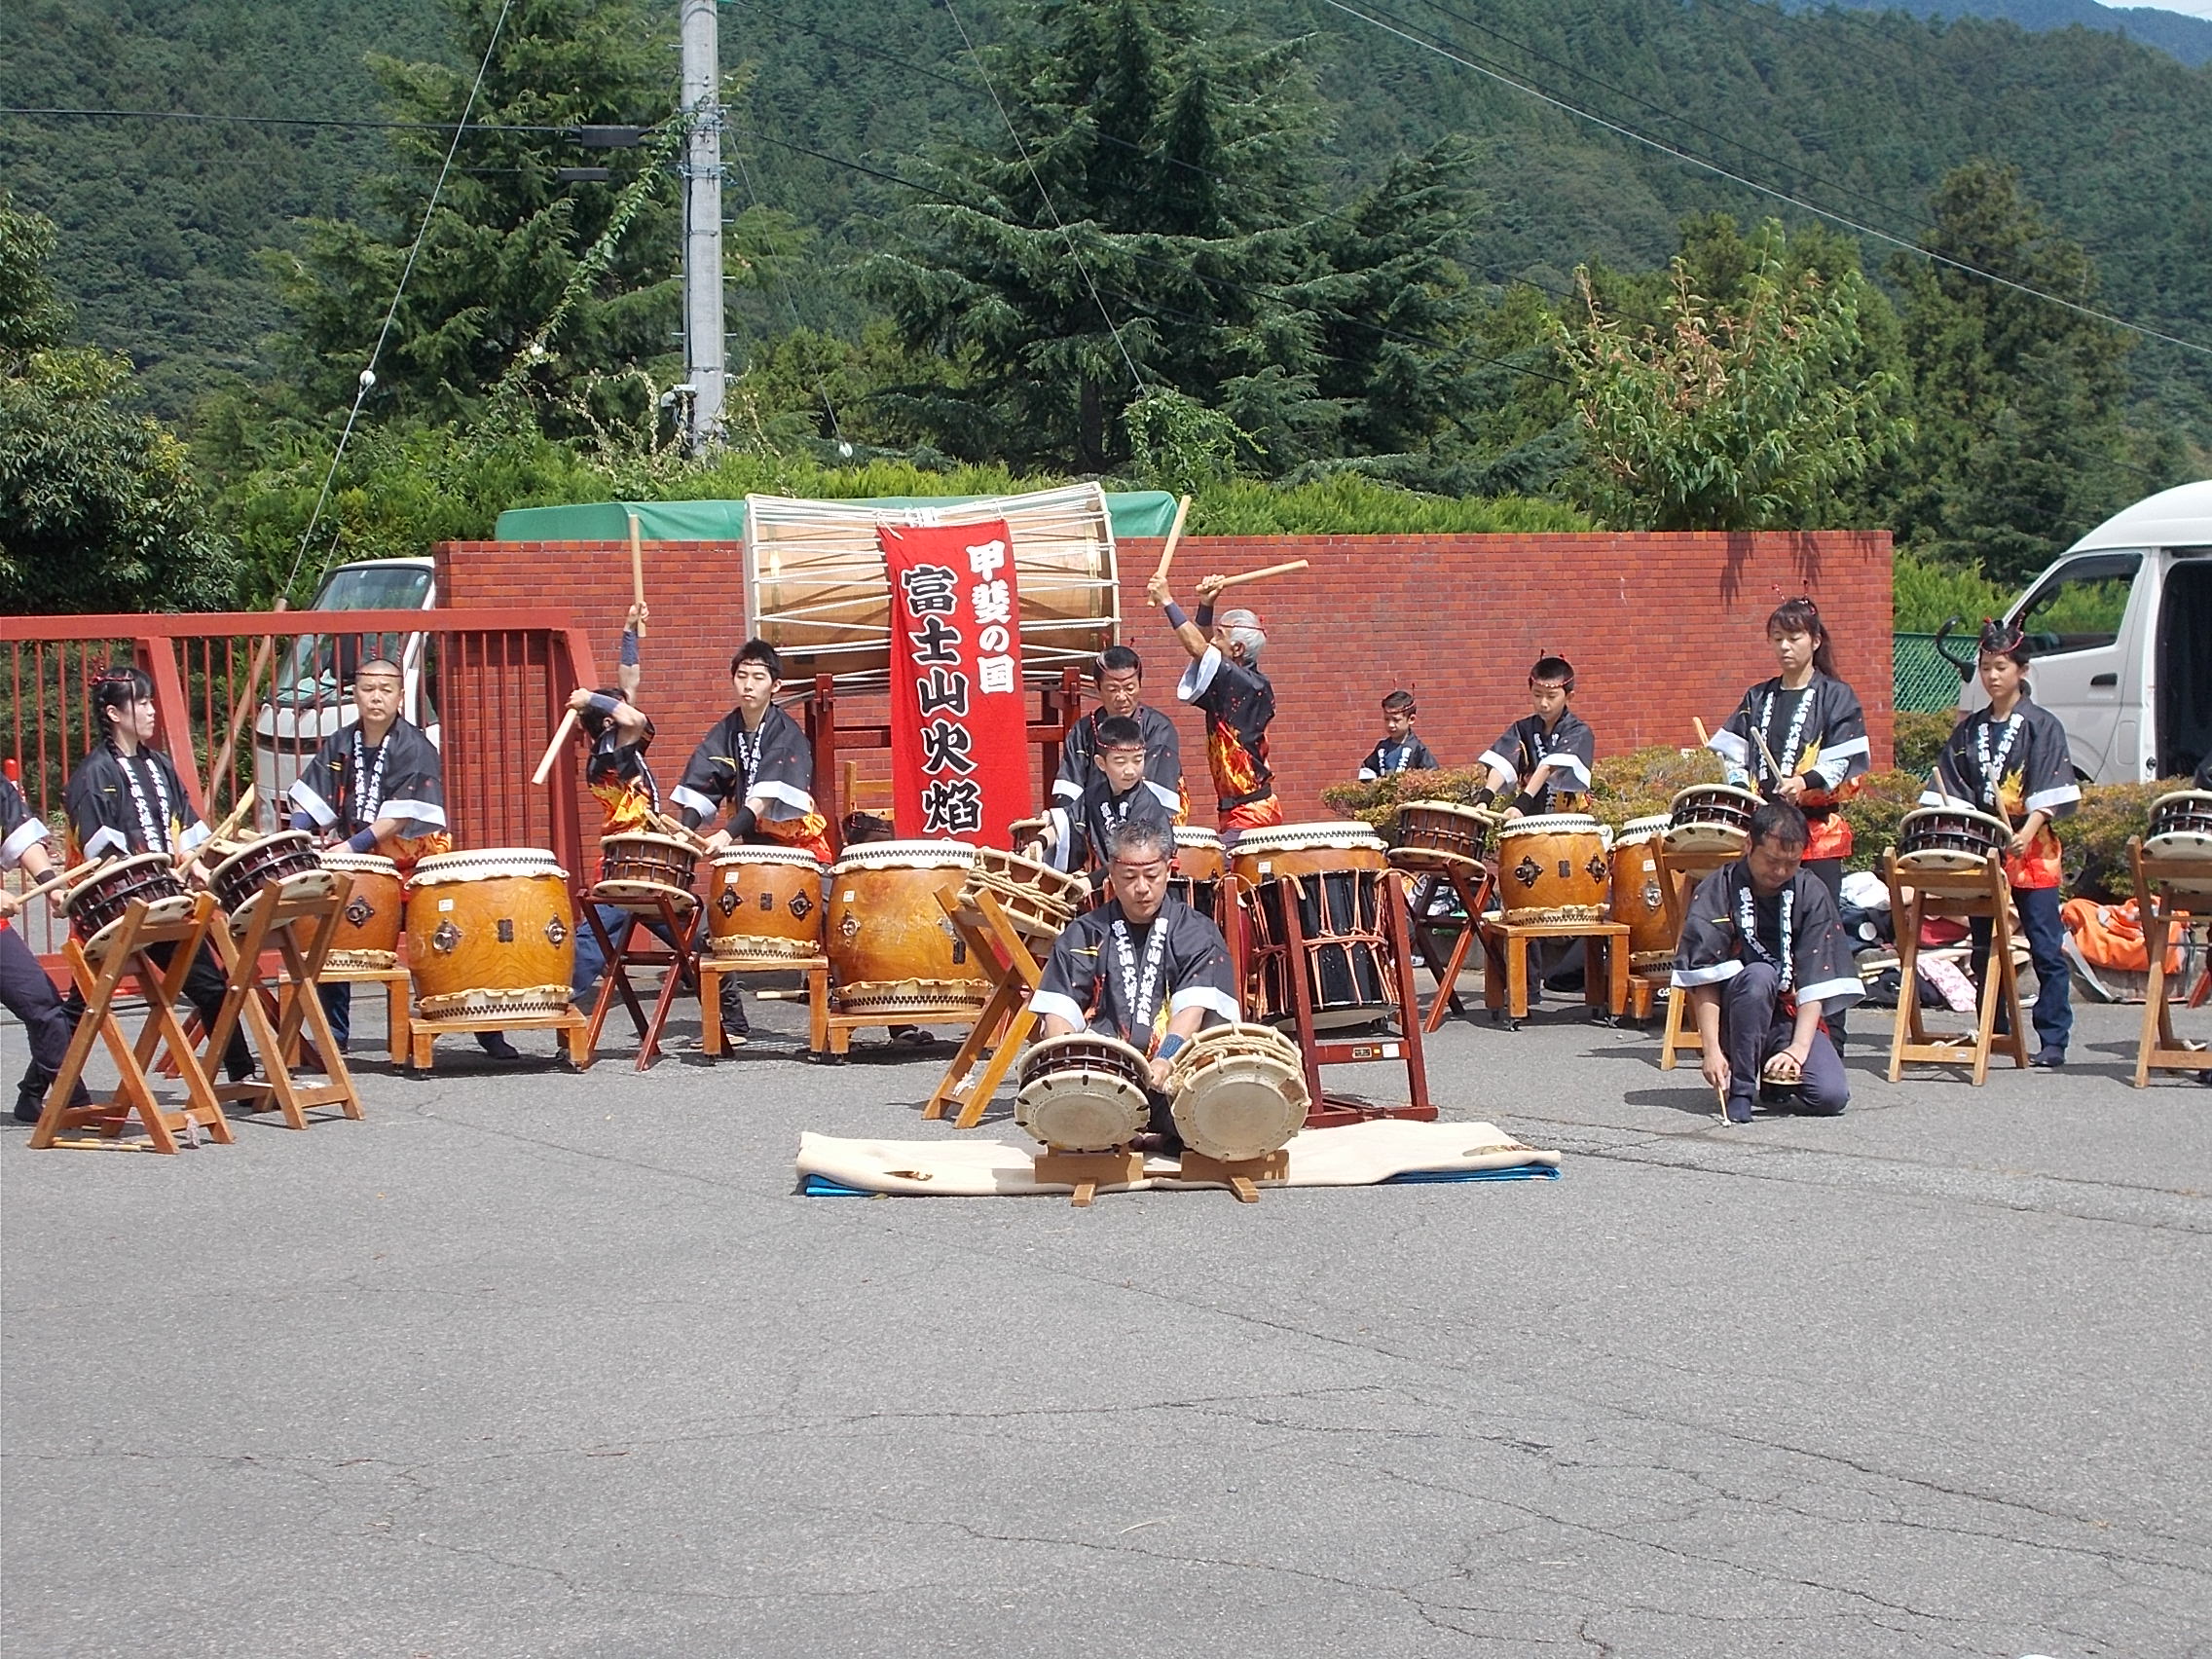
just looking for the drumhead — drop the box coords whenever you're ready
[710,844,825,868]
[1400,798,1490,821]
[1168,1024,1310,1161]
[1617,814,1673,842]
[603,832,696,855]
[411,848,569,884]
[1899,806,2011,838]
[1498,813,1602,837]
[1232,821,1386,855]
[1172,826,1224,850]
[830,839,977,873]
[1669,785,1760,815]
[320,851,399,875]
[1014,1033,1153,1151]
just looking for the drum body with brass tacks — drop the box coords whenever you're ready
[595,832,699,912]
[2144,791,2212,896]
[321,851,404,969]
[207,830,337,931]
[1234,823,1397,1028]
[961,847,1089,940]
[1665,785,1760,857]
[704,845,827,959]
[406,849,575,1020]
[1610,814,1676,970]
[60,853,191,960]
[1169,826,1227,921]
[1894,807,2010,874]
[1495,814,1612,925]
[825,840,986,1015]
[1390,799,1494,872]
[1166,1022,1310,1162]
[1014,1033,1153,1151]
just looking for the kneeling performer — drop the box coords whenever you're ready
[1027,819,1240,1153]
[1672,800,1863,1124]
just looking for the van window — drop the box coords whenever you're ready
[2015,552,2142,655]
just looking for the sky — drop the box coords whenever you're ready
[2136,0,2212,14]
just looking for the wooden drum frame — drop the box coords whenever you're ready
[406,848,576,1020]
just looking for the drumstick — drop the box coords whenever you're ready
[1751,726,1789,787]
[649,810,713,853]
[532,710,580,787]
[205,786,257,848]
[1692,717,1711,748]
[1212,559,1310,592]
[1146,495,1192,605]
[627,512,647,640]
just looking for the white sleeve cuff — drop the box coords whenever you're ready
[1176,646,1223,703]
[1051,777,1084,801]
[1357,766,1379,782]
[671,784,719,820]
[750,780,817,814]
[2025,784,2081,814]
[1143,779,1180,811]
[1475,749,1516,782]
[287,778,338,829]
[177,821,211,854]
[1823,736,1870,761]
[1043,809,1075,872]
[1672,960,1744,988]
[1026,990,1088,1028]
[381,798,447,828]
[1168,984,1240,1021]
[1,817,50,868]
[1552,754,1593,786]
[83,826,129,859]
[1709,730,1750,765]
[1798,975,1865,1008]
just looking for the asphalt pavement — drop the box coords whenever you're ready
[3,983,2207,1657]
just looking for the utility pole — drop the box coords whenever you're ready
[679,0,724,452]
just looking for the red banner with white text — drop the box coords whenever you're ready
[880,519,1028,847]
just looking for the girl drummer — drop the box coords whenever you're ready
[1923,619,2079,1068]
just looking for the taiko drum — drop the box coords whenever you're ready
[705,845,826,958]
[405,848,575,1020]
[320,851,404,969]
[825,841,987,1015]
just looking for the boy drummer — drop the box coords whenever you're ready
[1478,655,1594,817]
[1359,690,1439,781]
[1031,715,1174,882]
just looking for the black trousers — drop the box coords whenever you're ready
[1805,856,1848,1048]
[2,924,80,1100]
[62,938,253,1084]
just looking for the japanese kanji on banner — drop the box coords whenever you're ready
[880,519,1029,846]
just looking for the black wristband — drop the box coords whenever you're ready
[728,805,758,839]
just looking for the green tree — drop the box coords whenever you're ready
[0,199,238,613]
[1552,219,1908,530]
[265,0,683,431]
[1887,162,2142,582]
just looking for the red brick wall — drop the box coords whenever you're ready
[437,531,1894,822]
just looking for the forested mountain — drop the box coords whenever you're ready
[1798,0,2212,67]
[4,0,2208,453]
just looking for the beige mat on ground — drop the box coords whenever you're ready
[796,1119,1561,1198]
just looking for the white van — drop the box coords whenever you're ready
[251,558,440,830]
[1944,481,2212,785]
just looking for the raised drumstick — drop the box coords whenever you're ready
[205,786,257,847]
[650,810,713,853]
[531,710,580,788]
[1146,495,1193,605]
[1211,559,1310,591]
[628,512,647,640]
[1692,717,1711,748]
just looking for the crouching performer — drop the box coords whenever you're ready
[1673,800,1864,1124]
[1025,820,1240,1154]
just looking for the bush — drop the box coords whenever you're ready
[2065,781,2190,901]
[1892,708,1954,776]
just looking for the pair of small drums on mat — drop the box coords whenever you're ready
[1014,1025,1311,1161]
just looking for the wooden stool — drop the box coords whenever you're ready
[1654,843,1740,1071]
[316,963,412,1065]
[1035,1145,1147,1207]
[30,893,234,1155]
[1393,858,1494,1034]
[1884,850,2029,1085]
[1177,1147,1291,1204]
[698,952,831,1056]
[2130,837,2212,1087]
[924,888,1050,1130]
[581,893,701,1071]
[203,875,363,1129]
[1479,918,1630,1027]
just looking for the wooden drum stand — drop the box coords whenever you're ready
[204,873,363,1129]
[2129,835,2212,1088]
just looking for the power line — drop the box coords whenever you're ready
[725,144,848,445]
[1318,0,2212,361]
[0,104,568,135]
[284,0,521,600]
[934,0,1147,392]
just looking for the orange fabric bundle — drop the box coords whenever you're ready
[2061,897,2188,976]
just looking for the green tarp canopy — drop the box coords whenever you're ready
[493,492,1181,543]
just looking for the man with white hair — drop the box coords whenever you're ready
[1147,571,1282,835]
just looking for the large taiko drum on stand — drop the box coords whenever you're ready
[825,840,987,1016]
[744,483,1120,682]
[2144,791,2212,897]
[1233,823,1397,1029]
[595,832,700,913]
[1894,806,2009,874]
[207,831,336,932]
[1665,785,1760,857]
[406,849,575,1020]
[1495,814,1612,926]
[1610,814,1677,971]
[59,853,192,960]
[1170,826,1227,920]
[1165,1023,1310,1161]
[704,845,827,959]
[321,851,404,969]
[1014,1033,1153,1151]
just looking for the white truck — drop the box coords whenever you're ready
[1939,480,2212,786]
[251,558,440,830]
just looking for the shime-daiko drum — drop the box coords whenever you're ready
[1165,1022,1310,1162]
[405,848,575,1020]
[206,830,335,931]
[595,832,700,913]
[1894,806,2010,874]
[1014,1033,1153,1152]
[59,853,191,959]
[1664,785,1760,857]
